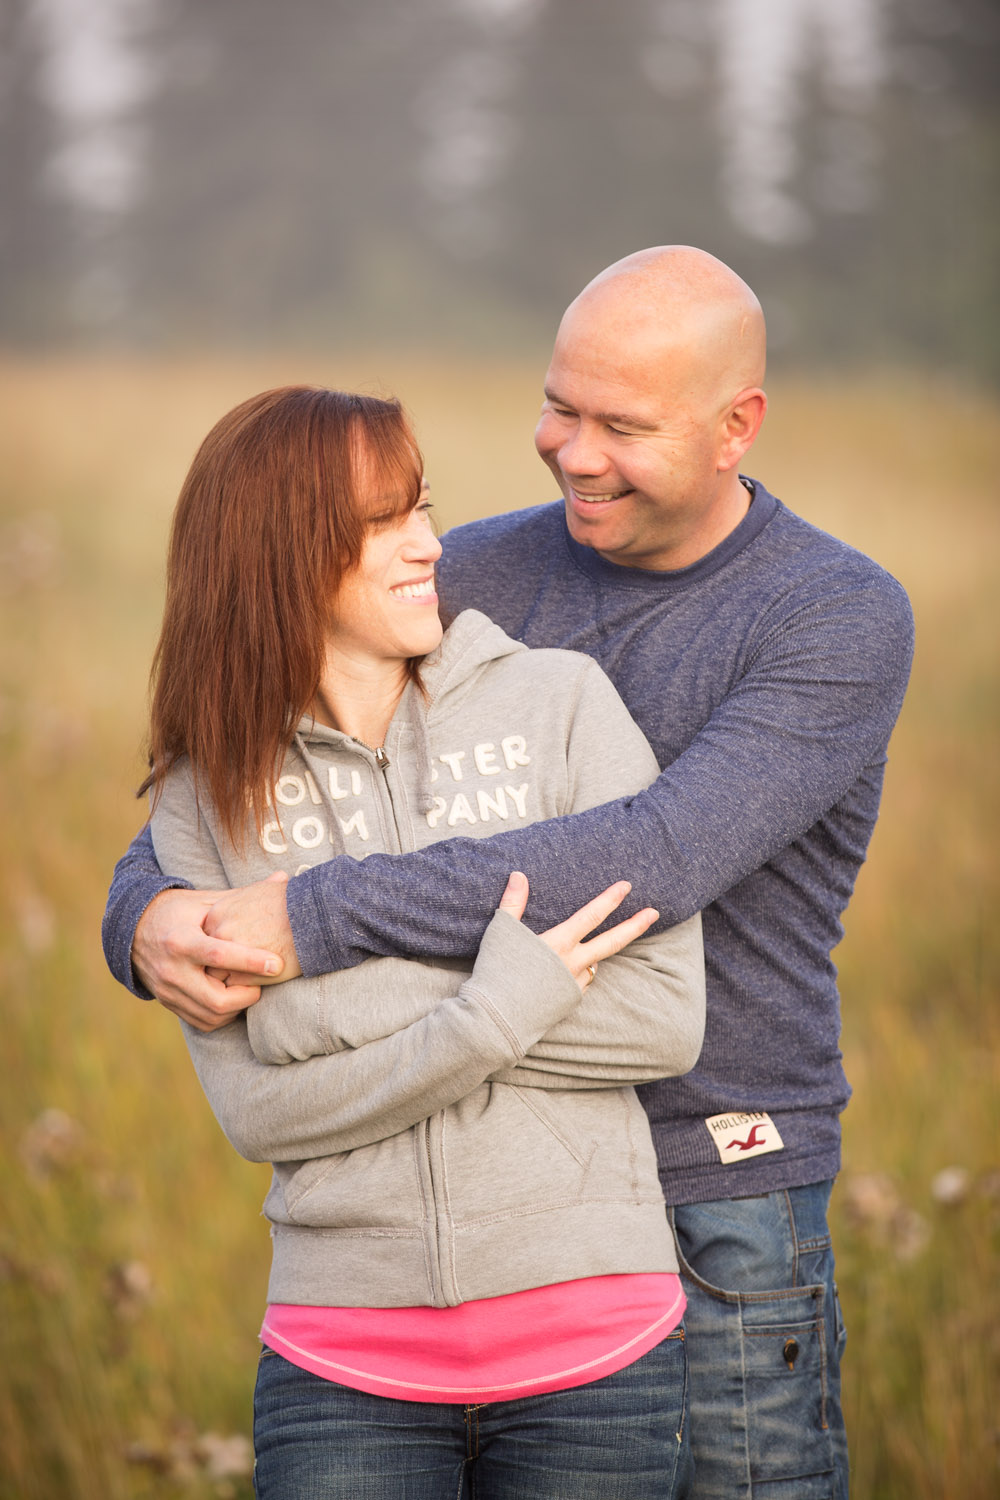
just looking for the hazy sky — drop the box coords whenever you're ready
[33,0,890,239]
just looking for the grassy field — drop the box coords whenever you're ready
[0,355,996,1498]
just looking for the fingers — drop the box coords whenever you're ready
[579,907,659,968]
[199,936,284,978]
[500,878,658,994]
[225,968,283,988]
[496,870,530,923]
[546,881,632,947]
[201,877,298,978]
[156,971,262,1031]
[165,923,282,979]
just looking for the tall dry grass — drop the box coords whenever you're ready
[0,356,996,1498]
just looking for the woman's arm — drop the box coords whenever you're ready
[150,765,661,1162]
[181,913,583,1163]
[247,658,705,1085]
[249,923,704,1087]
[491,920,704,1086]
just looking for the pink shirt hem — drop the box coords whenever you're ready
[261,1273,685,1404]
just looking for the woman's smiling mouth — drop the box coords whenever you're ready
[390,576,437,600]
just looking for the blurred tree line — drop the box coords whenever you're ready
[1,0,997,377]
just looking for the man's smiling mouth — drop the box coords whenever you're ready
[570,488,632,505]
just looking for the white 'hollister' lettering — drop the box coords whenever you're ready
[432,737,531,782]
[424,733,533,830]
[261,733,534,856]
[259,808,370,855]
[426,784,530,830]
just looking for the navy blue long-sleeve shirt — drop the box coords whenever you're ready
[104,481,914,1204]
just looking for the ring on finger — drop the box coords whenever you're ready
[586,963,598,982]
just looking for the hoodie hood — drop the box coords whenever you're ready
[294,610,527,816]
[418,608,527,710]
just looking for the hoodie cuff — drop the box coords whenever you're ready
[458,911,582,1059]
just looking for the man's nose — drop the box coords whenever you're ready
[557,421,607,477]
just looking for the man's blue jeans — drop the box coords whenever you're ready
[253,1326,692,1498]
[669,1180,848,1500]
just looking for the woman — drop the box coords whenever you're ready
[144,386,705,1498]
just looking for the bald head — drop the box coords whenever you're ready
[536,246,769,571]
[562,246,766,410]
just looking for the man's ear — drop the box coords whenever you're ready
[718,388,767,472]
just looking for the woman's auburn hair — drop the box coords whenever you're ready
[142,385,423,842]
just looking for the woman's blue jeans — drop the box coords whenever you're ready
[669,1180,848,1499]
[253,1326,692,1499]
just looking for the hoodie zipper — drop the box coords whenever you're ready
[315,731,455,1299]
[351,735,455,1301]
[350,736,390,771]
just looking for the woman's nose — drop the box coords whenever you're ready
[404,515,442,562]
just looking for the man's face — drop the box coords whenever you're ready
[534,302,735,572]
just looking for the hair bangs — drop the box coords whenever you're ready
[348,399,424,532]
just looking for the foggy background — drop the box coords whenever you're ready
[3,5,999,1497]
[3,0,997,376]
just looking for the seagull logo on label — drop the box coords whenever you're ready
[704,1110,784,1163]
[726,1123,768,1153]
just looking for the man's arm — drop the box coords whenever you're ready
[102,823,188,996]
[107,570,912,988]
[278,575,914,973]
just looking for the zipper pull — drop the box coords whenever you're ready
[374,746,390,772]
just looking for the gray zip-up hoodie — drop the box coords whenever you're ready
[151,611,704,1308]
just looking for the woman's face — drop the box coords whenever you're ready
[329,487,444,665]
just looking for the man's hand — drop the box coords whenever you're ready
[133,886,284,1032]
[203,870,302,986]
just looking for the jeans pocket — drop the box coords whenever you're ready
[672,1237,837,1495]
[692,1284,836,1494]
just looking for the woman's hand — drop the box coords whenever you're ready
[497,870,658,992]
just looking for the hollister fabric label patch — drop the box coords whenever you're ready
[705,1111,784,1163]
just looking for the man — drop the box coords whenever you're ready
[104,247,913,1497]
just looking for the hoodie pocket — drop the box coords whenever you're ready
[509,1086,597,1169]
[441,1084,602,1224]
[265,1133,424,1230]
